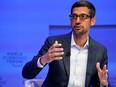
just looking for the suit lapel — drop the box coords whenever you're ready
[60,33,98,86]
[85,37,97,87]
[61,32,72,78]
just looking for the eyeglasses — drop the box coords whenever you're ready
[69,14,91,21]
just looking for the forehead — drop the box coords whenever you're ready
[72,7,90,14]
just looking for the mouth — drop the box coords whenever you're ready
[74,26,82,30]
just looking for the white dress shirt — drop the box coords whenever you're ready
[67,34,89,87]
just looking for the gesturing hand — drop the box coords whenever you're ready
[40,41,64,65]
[96,62,108,86]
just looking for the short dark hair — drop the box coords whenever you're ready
[71,1,96,18]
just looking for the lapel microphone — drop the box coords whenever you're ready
[66,52,70,56]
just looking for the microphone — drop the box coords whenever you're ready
[66,52,70,56]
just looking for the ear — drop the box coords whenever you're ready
[91,17,96,26]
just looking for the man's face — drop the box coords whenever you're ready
[70,7,96,35]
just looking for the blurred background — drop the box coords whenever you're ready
[0,0,116,87]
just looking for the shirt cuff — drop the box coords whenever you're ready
[37,57,44,68]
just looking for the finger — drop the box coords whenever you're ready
[54,57,63,60]
[52,48,64,53]
[53,41,62,48]
[53,40,59,46]
[104,73,108,80]
[96,62,102,72]
[50,44,62,52]
[53,52,64,57]
[103,65,108,73]
[103,65,108,75]
[49,47,64,54]
[55,40,58,44]
[50,41,63,53]
[103,64,107,71]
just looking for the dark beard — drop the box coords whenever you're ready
[72,29,85,36]
[72,29,89,39]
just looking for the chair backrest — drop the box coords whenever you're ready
[25,79,44,87]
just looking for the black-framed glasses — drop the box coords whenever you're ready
[69,14,91,21]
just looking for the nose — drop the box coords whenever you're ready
[76,17,81,23]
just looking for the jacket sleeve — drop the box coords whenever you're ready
[22,37,52,79]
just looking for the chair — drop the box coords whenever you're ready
[25,79,44,87]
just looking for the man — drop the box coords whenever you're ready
[22,1,109,87]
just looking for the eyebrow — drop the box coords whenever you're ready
[72,13,90,15]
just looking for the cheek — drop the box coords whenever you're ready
[71,21,75,26]
[84,22,91,29]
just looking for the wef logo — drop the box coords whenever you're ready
[3,52,27,67]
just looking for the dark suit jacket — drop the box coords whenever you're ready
[22,32,108,87]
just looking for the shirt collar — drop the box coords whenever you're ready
[71,33,89,49]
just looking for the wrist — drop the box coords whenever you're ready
[100,79,108,86]
[100,83,108,87]
[40,56,46,65]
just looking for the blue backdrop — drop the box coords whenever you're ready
[0,0,116,87]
